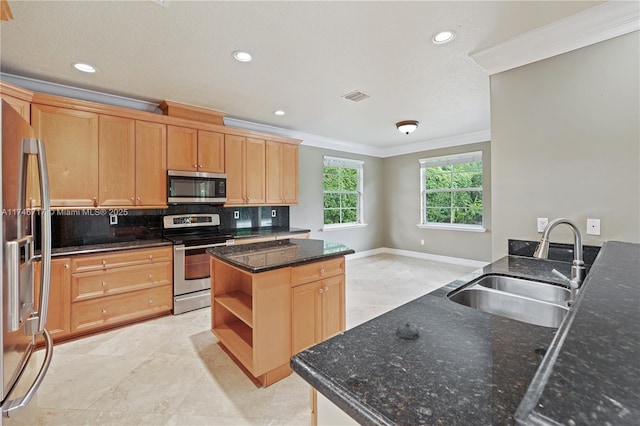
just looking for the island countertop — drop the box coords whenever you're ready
[207,238,355,273]
[291,241,639,425]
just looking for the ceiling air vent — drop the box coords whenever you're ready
[342,90,371,102]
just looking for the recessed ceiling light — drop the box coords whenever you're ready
[432,30,456,44]
[73,62,97,73]
[273,110,286,116]
[232,51,253,62]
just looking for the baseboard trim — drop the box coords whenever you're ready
[346,247,488,269]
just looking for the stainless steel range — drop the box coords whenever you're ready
[163,214,233,315]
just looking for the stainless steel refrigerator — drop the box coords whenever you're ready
[0,100,53,424]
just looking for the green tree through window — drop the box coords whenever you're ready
[420,152,483,228]
[323,157,363,226]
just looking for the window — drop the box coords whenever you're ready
[420,151,483,229]
[323,156,364,227]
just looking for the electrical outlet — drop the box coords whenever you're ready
[271,209,276,218]
[109,214,118,225]
[234,211,240,219]
[420,239,424,245]
[586,218,601,236]
[537,218,548,233]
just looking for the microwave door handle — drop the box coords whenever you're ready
[24,138,52,332]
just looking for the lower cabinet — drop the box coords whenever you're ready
[36,246,173,343]
[34,257,72,339]
[291,272,345,355]
[70,246,172,334]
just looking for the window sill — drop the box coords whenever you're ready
[322,223,368,232]
[417,224,487,233]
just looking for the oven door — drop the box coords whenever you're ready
[173,243,220,296]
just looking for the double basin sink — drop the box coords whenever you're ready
[447,274,572,328]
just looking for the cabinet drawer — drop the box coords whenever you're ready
[71,262,171,302]
[71,246,172,273]
[71,285,172,332]
[291,257,345,286]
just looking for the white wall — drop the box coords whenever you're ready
[490,32,640,259]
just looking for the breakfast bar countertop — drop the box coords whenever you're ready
[291,241,640,425]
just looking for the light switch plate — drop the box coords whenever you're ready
[271,209,276,218]
[234,211,239,219]
[109,214,118,225]
[586,218,601,236]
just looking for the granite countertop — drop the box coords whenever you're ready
[291,241,639,425]
[207,238,354,273]
[44,238,172,258]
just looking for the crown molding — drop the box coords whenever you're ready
[470,1,640,75]
[223,117,387,157]
[0,72,161,112]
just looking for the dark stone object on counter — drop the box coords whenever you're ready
[395,323,419,340]
[207,238,354,273]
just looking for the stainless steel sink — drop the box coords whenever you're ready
[448,274,571,328]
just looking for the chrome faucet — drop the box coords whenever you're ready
[533,218,586,303]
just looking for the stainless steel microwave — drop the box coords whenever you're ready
[167,170,227,204]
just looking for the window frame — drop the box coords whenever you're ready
[322,156,365,230]
[418,151,485,232]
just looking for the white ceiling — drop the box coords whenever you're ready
[0,1,617,154]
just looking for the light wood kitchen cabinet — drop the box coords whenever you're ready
[135,120,167,207]
[92,116,168,208]
[224,135,265,205]
[70,246,172,333]
[167,125,224,173]
[0,82,31,122]
[211,258,291,385]
[291,257,346,354]
[98,115,136,206]
[266,141,299,205]
[34,258,72,340]
[31,104,99,207]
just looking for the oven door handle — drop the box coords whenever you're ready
[174,243,229,251]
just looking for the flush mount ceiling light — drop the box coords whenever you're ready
[396,120,419,135]
[73,62,97,73]
[273,110,286,116]
[432,30,456,44]
[232,50,253,62]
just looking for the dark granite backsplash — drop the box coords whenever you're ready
[37,205,289,249]
[509,239,600,266]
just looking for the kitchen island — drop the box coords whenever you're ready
[207,238,354,386]
[291,241,639,425]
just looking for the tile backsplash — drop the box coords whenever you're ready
[38,205,290,248]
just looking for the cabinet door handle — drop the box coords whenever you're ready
[101,281,106,287]
[148,299,153,304]
[102,260,107,267]
[136,197,141,202]
[319,288,324,294]
[93,197,98,208]
[199,164,203,168]
[193,164,197,169]
[148,274,153,279]
[320,268,325,274]
[101,309,107,315]
[130,197,134,201]
[324,286,329,291]
[64,264,69,269]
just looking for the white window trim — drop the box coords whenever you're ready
[419,151,484,231]
[323,156,364,228]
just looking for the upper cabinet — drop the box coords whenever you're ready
[167,125,224,173]
[32,104,100,207]
[266,141,299,205]
[135,121,167,207]
[98,115,136,206]
[225,135,265,205]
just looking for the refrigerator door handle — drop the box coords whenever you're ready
[23,138,52,332]
[1,329,53,418]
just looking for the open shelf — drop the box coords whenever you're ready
[214,320,253,372]
[215,291,253,328]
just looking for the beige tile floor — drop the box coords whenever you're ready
[26,254,475,425]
